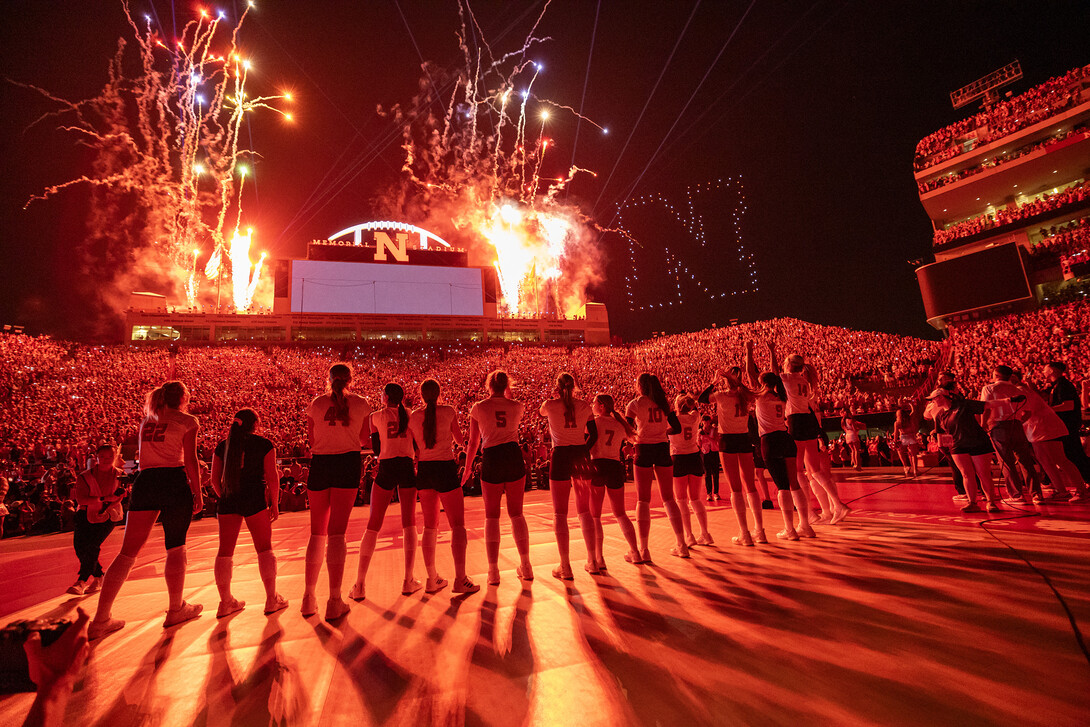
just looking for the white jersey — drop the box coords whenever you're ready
[409,405,458,462]
[590,415,628,461]
[1017,385,1068,442]
[138,409,198,469]
[780,371,815,416]
[470,396,525,447]
[754,393,788,436]
[980,381,1025,424]
[710,390,751,435]
[540,398,594,447]
[370,407,415,459]
[307,392,371,455]
[668,411,702,456]
[625,395,670,444]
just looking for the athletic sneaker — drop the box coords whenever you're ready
[164,601,203,628]
[830,506,852,525]
[1069,493,1089,504]
[798,525,817,538]
[751,528,768,544]
[985,501,1002,513]
[776,529,800,542]
[960,502,982,513]
[66,580,87,596]
[1002,497,1027,506]
[84,576,101,594]
[952,494,969,503]
[88,618,125,641]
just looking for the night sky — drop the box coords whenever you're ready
[2,1,1087,341]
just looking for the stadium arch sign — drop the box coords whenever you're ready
[328,221,452,262]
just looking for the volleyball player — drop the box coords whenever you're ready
[540,372,598,578]
[699,367,765,545]
[67,444,125,596]
[589,394,641,566]
[625,373,689,560]
[350,382,421,603]
[699,418,721,502]
[89,381,203,640]
[461,370,533,585]
[841,412,864,471]
[209,409,287,618]
[770,343,852,525]
[304,364,370,621]
[409,379,479,595]
[892,405,921,477]
[745,342,815,541]
[669,393,712,547]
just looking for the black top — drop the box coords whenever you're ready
[1046,377,1081,435]
[935,399,989,450]
[214,435,274,493]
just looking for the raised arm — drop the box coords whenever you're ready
[745,341,760,387]
[768,341,781,374]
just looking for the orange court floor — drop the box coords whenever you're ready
[1,470,1089,726]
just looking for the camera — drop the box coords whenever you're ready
[0,618,73,693]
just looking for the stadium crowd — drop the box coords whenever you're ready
[1027,215,1090,265]
[916,125,1090,195]
[933,180,1090,248]
[913,64,1090,171]
[5,300,1090,537]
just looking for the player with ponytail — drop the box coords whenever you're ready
[350,382,420,602]
[210,409,287,618]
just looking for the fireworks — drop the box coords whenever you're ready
[23,1,290,311]
[387,0,608,317]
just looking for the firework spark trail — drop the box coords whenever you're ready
[386,0,616,317]
[22,0,291,311]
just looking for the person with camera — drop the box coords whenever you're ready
[66,444,126,596]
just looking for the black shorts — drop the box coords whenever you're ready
[416,460,461,493]
[308,451,362,491]
[549,444,592,480]
[787,412,823,442]
[375,456,417,490]
[129,467,190,512]
[128,467,193,549]
[217,486,267,518]
[761,430,798,461]
[592,459,626,490]
[481,442,526,483]
[634,442,672,468]
[719,432,754,454]
[952,442,994,457]
[672,452,705,478]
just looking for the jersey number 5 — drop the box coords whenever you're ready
[495,411,507,428]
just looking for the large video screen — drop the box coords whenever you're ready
[291,260,484,316]
[916,244,1031,322]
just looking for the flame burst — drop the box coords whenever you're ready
[388,0,607,317]
[22,1,290,311]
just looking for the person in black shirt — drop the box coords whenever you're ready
[210,409,288,617]
[925,388,1022,514]
[1044,362,1090,484]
